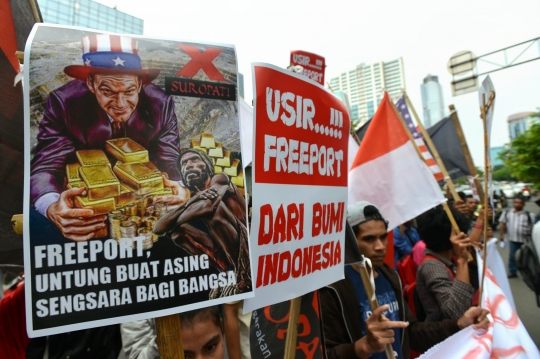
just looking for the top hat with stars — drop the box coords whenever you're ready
[64,34,160,84]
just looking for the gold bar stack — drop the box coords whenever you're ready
[65,138,171,239]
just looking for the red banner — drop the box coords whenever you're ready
[290,50,325,85]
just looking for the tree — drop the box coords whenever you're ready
[499,122,540,188]
[492,165,516,182]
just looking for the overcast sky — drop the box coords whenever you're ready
[96,0,540,166]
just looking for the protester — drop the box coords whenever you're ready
[416,206,476,322]
[320,201,490,359]
[499,194,536,278]
[0,275,27,359]
[121,306,225,359]
[393,220,420,266]
[465,195,479,221]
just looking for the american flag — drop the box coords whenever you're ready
[396,97,444,181]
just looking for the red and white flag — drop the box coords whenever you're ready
[348,93,445,230]
[395,97,444,181]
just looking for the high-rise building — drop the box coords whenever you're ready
[420,74,445,128]
[37,0,143,34]
[507,112,538,140]
[329,58,405,127]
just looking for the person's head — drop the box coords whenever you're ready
[86,73,141,123]
[347,201,388,268]
[63,34,160,123]
[178,149,215,192]
[513,194,525,211]
[416,205,470,253]
[465,196,479,214]
[180,306,224,359]
[458,191,467,202]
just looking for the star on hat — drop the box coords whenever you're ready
[112,56,126,66]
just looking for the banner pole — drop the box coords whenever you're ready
[284,297,302,359]
[155,314,185,359]
[478,91,496,308]
[390,97,461,233]
[448,105,485,203]
[403,92,460,203]
[356,259,395,359]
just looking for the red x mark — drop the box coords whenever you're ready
[176,45,226,81]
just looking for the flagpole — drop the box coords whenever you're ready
[356,259,396,359]
[389,96,461,233]
[284,297,302,359]
[402,91,460,203]
[478,91,496,308]
[155,315,186,359]
[448,105,485,203]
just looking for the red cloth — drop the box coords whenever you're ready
[384,230,394,267]
[0,281,29,359]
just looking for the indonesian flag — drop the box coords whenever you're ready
[419,245,539,359]
[395,97,444,182]
[348,92,445,230]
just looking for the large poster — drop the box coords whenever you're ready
[23,24,253,337]
[290,50,325,86]
[244,64,349,312]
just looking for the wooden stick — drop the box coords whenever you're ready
[29,0,43,22]
[390,97,461,233]
[403,92,460,202]
[155,314,185,359]
[356,260,395,359]
[477,90,495,308]
[448,105,485,203]
[284,297,302,359]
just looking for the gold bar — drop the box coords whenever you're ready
[224,159,240,177]
[79,165,121,200]
[215,150,231,167]
[190,139,202,148]
[231,170,244,188]
[148,187,173,197]
[74,195,116,215]
[76,149,110,167]
[115,184,136,207]
[237,187,245,196]
[113,162,164,195]
[105,138,149,163]
[208,142,223,158]
[214,166,223,174]
[200,133,216,149]
[66,163,82,183]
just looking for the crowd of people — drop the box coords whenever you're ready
[2,189,539,359]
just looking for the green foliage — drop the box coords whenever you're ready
[492,165,516,182]
[500,122,540,188]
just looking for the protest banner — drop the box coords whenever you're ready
[23,24,253,337]
[250,291,326,359]
[244,63,349,312]
[290,50,325,86]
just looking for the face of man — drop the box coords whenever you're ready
[86,74,141,123]
[514,198,525,211]
[356,220,387,268]
[180,152,210,192]
[466,198,479,214]
[182,319,224,359]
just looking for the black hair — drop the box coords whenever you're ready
[514,194,525,202]
[177,148,215,183]
[465,195,474,199]
[416,205,470,253]
[179,306,222,332]
[457,191,467,202]
[351,205,388,236]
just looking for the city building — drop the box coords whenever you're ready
[238,72,244,99]
[490,146,504,167]
[507,111,538,141]
[37,0,143,34]
[420,74,445,128]
[329,57,405,128]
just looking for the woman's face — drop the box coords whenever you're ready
[182,318,224,359]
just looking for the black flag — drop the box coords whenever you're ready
[427,116,471,180]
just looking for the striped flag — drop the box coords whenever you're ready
[396,97,444,181]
